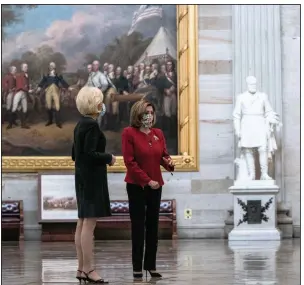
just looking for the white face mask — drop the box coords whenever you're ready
[141,113,153,128]
[98,103,106,116]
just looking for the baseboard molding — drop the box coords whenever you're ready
[24,225,41,230]
[293,225,300,238]
[21,224,301,240]
[178,224,224,229]
[24,225,41,241]
[178,224,225,239]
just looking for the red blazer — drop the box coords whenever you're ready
[122,127,174,187]
[2,73,16,92]
[15,72,29,92]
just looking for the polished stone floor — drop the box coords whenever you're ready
[1,239,300,284]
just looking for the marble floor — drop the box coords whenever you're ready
[1,239,300,285]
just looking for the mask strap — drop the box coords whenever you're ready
[99,103,106,116]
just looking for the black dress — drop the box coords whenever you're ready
[72,116,112,218]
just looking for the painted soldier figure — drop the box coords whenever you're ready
[3,66,18,129]
[86,60,115,130]
[138,63,145,88]
[103,64,121,130]
[132,66,140,91]
[85,64,92,83]
[126,65,134,92]
[107,64,115,81]
[103,62,109,76]
[143,65,152,86]
[160,61,177,137]
[74,64,92,89]
[149,63,159,87]
[12,63,33,129]
[37,62,70,128]
[113,66,129,126]
[86,60,108,91]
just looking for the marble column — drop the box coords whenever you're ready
[232,5,284,201]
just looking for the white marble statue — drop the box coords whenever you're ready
[234,154,251,181]
[233,76,282,181]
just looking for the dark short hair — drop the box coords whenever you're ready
[129,100,156,128]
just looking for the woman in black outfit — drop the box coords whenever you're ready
[72,86,115,284]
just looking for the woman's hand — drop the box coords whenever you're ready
[163,157,175,168]
[148,180,160,189]
[109,155,116,166]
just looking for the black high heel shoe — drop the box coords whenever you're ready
[146,270,162,278]
[76,270,86,284]
[84,269,108,284]
[133,272,143,279]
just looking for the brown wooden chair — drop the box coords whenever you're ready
[2,200,24,241]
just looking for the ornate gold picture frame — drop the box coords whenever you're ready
[2,5,198,173]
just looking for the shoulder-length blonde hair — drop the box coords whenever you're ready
[76,86,104,116]
[129,100,156,128]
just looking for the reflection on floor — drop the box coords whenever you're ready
[1,239,300,284]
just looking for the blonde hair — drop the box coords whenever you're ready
[76,86,104,116]
[129,100,156,128]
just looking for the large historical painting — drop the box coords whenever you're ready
[2,4,178,156]
[2,5,198,172]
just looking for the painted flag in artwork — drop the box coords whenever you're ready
[128,5,163,36]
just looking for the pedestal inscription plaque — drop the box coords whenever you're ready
[247,200,262,224]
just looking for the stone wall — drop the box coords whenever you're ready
[2,173,40,240]
[1,5,300,240]
[191,4,234,237]
[280,5,300,237]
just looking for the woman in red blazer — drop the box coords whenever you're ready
[122,100,175,280]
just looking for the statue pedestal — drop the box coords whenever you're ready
[228,180,281,241]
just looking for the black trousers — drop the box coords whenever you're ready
[127,183,162,271]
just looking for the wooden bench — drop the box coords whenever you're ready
[40,199,177,242]
[2,200,24,241]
